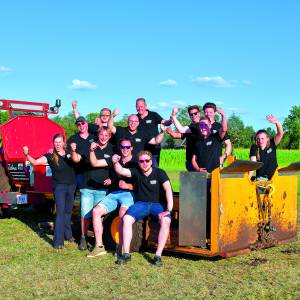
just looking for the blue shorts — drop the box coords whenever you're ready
[97,191,135,213]
[80,188,107,218]
[125,201,165,222]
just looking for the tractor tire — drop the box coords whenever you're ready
[103,211,144,252]
[0,163,11,193]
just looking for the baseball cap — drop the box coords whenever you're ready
[75,116,87,124]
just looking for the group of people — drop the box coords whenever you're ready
[22,97,284,267]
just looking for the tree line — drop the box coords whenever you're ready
[0,105,299,149]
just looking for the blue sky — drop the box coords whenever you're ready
[1,1,299,129]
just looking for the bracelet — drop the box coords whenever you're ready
[166,209,172,213]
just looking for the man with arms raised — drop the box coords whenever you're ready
[113,150,173,267]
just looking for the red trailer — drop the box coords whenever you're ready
[0,99,64,216]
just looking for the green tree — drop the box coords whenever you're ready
[227,114,245,148]
[283,105,300,149]
[176,105,202,126]
[86,112,99,124]
[0,111,9,124]
[51,112,77,138]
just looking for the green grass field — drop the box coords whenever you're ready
[0,150,299,299]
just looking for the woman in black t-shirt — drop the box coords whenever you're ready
[23,134,76,249]
[249,115,284,180]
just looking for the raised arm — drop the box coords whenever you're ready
[72,99,80,119]
[112,155,132,177]
[166,127,182,139]
[148,124,166,145]
[217,107,227,140]
[89,142,109,167]
[266,115,283,145]
[107,108,118,134]
[170,108,191,133]
[22,146,47,165]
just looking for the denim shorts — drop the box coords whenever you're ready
[125,201,165,221]
[80,188,107,218]
[97,191,135,213]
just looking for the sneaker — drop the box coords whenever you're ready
[152,255,163,267]
[65,237,76,243]
[116,253,131,265]
[116,244,123,258]
[86,245,107,257]
[78,237,87,250]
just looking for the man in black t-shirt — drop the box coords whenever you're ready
[136,98,172,167]
[113,150,173,267]
[249,114,284,180]
[167,105,201,171]
[70,127,114,251]
[108,111,166,160]
[203,102,232,165]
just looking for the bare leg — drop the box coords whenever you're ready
[156,216,171,256]
[122,215,135,253]
[92,205,108,246]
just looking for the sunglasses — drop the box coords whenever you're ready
[199,123,209,128]
[100,114,110,117]
[138,159,151,164]
[120,145,131,149]
[76,122,86,126]
[189,112,199,117]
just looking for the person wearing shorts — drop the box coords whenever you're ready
[87,138,138,257]
[113,150,173,267]
[70,126,114,250]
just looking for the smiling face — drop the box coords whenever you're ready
[136,99,147,116]
[188,108,201,124]
[138,153,153,173]
[76,121,88,134]
[204,107,215,123]
[128,115,140,132]
[199,119,211,137]
[98,129,111,146]
[256,132,269,150]
[100,108,111,124]
[120,140,133,158]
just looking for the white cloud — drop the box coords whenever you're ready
[157,101,172,108]
[192,76,235,88]
[0,66,13,72]
[159,79,177,87]
[214,100,224,105]
[147,104,158,110]
[69,79,96,90]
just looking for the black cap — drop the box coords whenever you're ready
[75,116,87,124]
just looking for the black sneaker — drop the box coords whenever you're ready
[116,253,131,265]
[78,237,87,250]
[152,255,163,267]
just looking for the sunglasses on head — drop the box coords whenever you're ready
[189,112,199,117]
[138,159,151,164]
[120,145,131,149]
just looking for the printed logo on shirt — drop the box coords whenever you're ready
[89,139,95,144]
[67,154,71,159]
[212,129,217,134]
[104,154,111,158]
[267,148,273,154]
[206,141,212,146]
[135,138,142,142]
[150,180,157,185]
[146,120,152,124]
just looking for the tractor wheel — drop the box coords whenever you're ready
[0,163,11,193]
[103,211,144,252]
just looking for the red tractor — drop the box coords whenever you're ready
[0,99,64,216]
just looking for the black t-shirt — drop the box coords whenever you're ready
[250,138,278,179]
[44,153,76,186]
[182,122,199,161]
[88,123,99,136]
[83,143,114,189]
[67,133,96,175]
[129,167,169,204]
[109,158,139,192]
[193,133,223,173]
[114,126,152,158]
[137,110,163,155]
[211,122,230,144]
